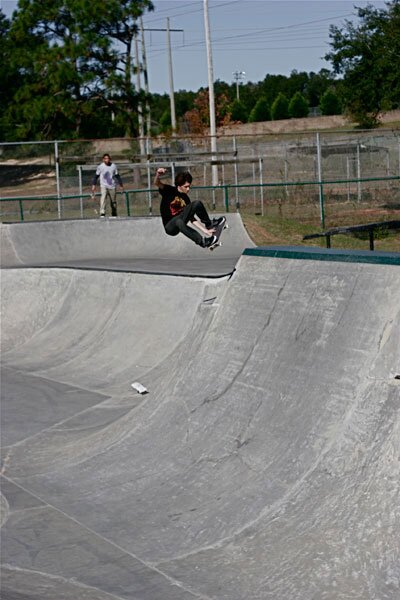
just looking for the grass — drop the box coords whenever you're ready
[240,203,400,252]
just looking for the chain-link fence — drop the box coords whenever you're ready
[1,130,399,224]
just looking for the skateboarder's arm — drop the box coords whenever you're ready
[154,167,167,190]
[191,218,214,236]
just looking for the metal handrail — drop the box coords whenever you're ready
[1,175,399,224]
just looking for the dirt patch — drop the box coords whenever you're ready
[0,164,55,196]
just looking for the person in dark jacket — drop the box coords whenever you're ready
[154,168,225,247]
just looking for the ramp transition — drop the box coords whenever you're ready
[1,246,400,599]
[0,214,254,277]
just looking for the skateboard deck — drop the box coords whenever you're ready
[209,218,228,251]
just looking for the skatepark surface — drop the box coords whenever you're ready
[0,215,254,277]
[1,216,400,599]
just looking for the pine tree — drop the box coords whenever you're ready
[271,93,289,120]
[230,99,248,123]
[4,0,153,139]
[249,97,271,122]
[319,89,342,116]
[288,92,309,118]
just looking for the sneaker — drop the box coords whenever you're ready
[202,235,217,248]
[211,216,226,228]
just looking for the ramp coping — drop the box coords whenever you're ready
[243,246,400,266]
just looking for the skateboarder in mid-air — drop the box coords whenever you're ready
[154,168,225,248]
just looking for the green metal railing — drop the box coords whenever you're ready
[1,175,399,228]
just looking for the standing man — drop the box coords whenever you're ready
[154,167,225,248]
[92,153,124,217]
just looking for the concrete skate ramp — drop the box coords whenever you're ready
[0,214,254,277]
[1,250,400,599]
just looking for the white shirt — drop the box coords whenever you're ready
[95,162,119,189]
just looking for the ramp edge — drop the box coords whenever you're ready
[243,246,400,266]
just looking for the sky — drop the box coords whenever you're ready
[1,0,388,94]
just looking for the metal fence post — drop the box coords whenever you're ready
[55,141,62,219]
[398,136,400,176]
[252,157,256,209]
[78,166,83,218]
[316,133,325,229]
[233,136,239,207]
[19,199,24,221]
[357,143,362,202]
[125,191,131,217]
[259,158,264,217]
[147,161,152,215]
[223,185,229,212]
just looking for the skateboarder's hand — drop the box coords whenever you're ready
[156,168,167,176]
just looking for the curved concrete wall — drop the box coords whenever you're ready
[1,213,254,266]
[2,253,399,599]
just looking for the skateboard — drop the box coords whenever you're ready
[209,218,228,251]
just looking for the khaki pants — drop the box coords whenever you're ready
[100,187,117,216]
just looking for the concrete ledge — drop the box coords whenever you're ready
[243,245,400,266]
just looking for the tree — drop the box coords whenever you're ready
[0,10,23,140]
[159,109,171,133]
[303,69,337,107]
[183,89,232,134]
[86,0,154,136]
[229,99,247,123]
[325,0,400,127]
[7,0,109,138]
[248,97,271,122]
[175,91,196,118]
[271,93,289,120]
[288,91,309,118]
[4,0,153,140]
[260,74,289,106]
[320,89,342,116]
[286,70,309,101]
[214,79,235,103]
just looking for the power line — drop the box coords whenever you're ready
[146,1,200,16]
[143,11,354,57]
[195,13,354,46]
[142,23,341,52]
[142,0,241,26]
[146,45,328,60]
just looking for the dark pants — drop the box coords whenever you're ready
[165,200,212,245]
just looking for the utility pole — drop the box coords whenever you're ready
[233,70,246,100]
[133,26,146,156]
[139,24,183,136]
[166,18,177,132]
[140,17,152,153]
[203,0,218,187]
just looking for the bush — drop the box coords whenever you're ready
[288,91,309,118]
[159,110,172,131]
[249,97,271,122]
[320,89,342,116]
[271,93,289,120]
[229,99,248,123]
